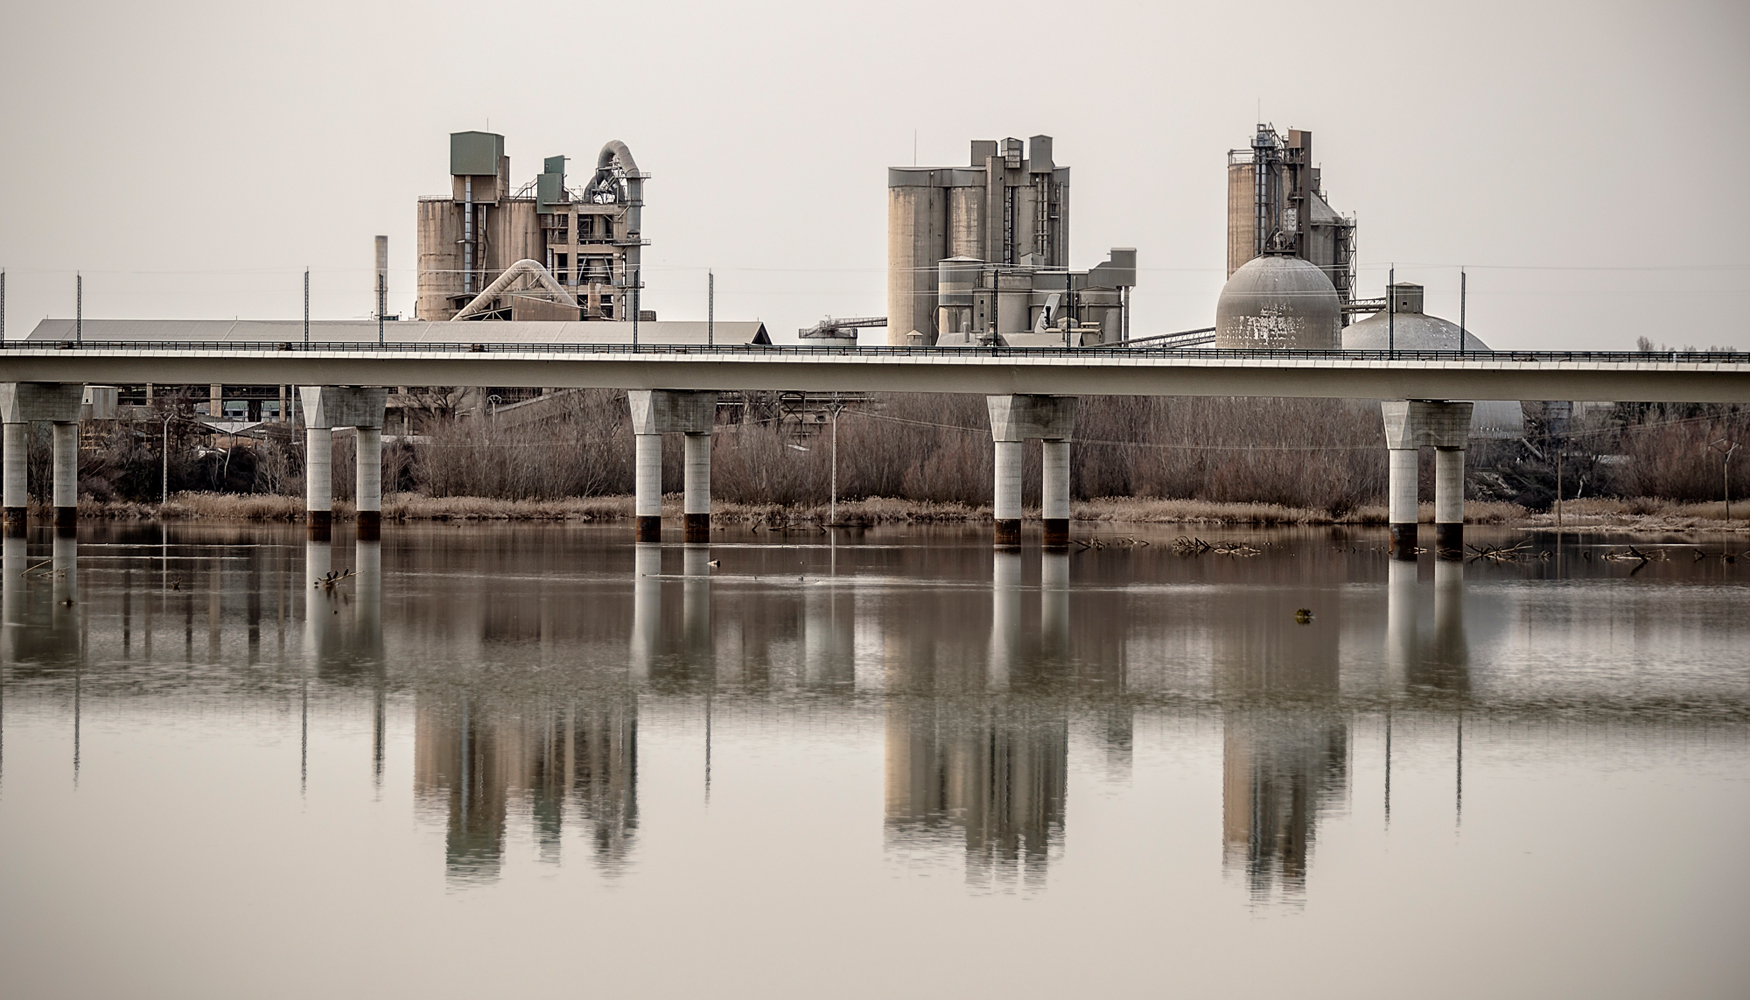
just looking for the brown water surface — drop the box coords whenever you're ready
[1,522,1746,998]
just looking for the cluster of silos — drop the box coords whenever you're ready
[887,136,1070,345]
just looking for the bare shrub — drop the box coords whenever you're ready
[412,388,633,499]
[1607,404,1749,502]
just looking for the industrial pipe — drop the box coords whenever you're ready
[451,259,576,322]
[585,141,640,201]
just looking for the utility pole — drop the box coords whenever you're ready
[161,412,173,504]
[1556,445,1564,530]
[1711,439,1739,521]
[303,268,310,347]
[76,271,82,345]
[1459,268,1467,355]
[827,392,845,525]
[632,269,641,347]
[708,270,714,347]
[1,268,6,343]
[1387,264,1395,357]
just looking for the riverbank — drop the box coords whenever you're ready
[45,492,1748,532]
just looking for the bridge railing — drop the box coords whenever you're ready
[8,340,1749,364]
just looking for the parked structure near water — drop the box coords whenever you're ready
[887,136,1136,346]
[416,132,647,323]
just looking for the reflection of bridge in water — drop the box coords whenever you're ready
[4,526,1700,893]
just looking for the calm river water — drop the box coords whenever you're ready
[1,522,1747,998]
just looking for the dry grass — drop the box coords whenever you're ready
[52,492,1545,527]
[1521,496,1750,533]
[382,493,627,521]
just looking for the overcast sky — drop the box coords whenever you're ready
[2,0,1746,349]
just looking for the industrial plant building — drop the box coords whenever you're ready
[887,136,1136,347]
[1214,124,1358,351]
[416,132,648,323]
[1225,124,1356,309]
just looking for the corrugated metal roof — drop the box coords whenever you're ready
[22,319,771,346]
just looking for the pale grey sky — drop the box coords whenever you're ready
[2,0,1746,349]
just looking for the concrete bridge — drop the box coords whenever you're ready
[4,340,1748,402]
[4,337,1747,558]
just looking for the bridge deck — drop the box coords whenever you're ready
[4,342,1748,402]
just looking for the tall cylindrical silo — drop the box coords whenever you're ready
[947,184,984,261]
[1226,159,1256,278]
[887,168,945,344]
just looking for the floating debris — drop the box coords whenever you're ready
[1466,541,1531,563]
[314,568,357,591]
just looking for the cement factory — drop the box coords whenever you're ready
[415,133,649,323]
[7,120,1743,560]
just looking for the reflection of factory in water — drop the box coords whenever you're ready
[414,697,638,882]
[1216,582,1349,902]
[5,524,1519,901]
[880,551,1080,888]
[885,700,1068,888]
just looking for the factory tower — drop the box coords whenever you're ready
[1225,125,1356,312]
[416,132,646,322]
[887,136,1134,347]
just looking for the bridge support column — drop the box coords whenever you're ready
[356,426,382,540]
[305,425,333,538]
[299,386,388,541]
[993,440,1023,547]
[1,383,85,535]
[627,390,718,543]
[1381,400,1472,562]
[684,432,711,543]
[1434,446,1466,560]
[1387,448,1418,560]
[2,422,25,535]
[987,394,1076,550]
[1042,439,1071,549]
[634,434,662,541]
[52,421,78,528]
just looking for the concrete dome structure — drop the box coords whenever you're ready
[1344,311,1486,351]
[1346,284,1523,440]
[1215,255,1342,349]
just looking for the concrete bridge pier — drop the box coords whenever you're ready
[684,433,711,543]
[627,390,718,543]
[356,427,383,540]
[1,383,86,535]
[298,387,388,540]
[1381,400,1472,561]
[986,395,1076,549]
[2,421,25,535]
[634,433,662,541]
[52,422,78,529]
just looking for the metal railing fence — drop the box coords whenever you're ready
[6,340,1748,365]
